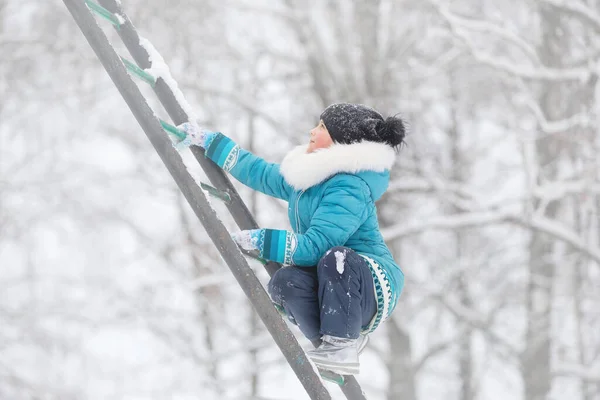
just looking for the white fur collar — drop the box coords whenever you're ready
[279,141,396,191]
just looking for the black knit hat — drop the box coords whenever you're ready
[320,103,406,149]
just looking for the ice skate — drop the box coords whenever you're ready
[307,335,360,375]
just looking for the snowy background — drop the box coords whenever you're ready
[1,0,600,399]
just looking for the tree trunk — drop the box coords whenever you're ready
[388,321,417,400]
[522,179,556,400]
[567,71,597,400]
[521,6,563,400]
[448,66,474,400]
[356,0,382,102]
[378,169,417,400]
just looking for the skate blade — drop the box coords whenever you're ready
[318,368,345,385]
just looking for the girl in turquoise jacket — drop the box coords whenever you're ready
[176,103,405,375]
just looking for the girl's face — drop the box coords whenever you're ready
[307,120,333,153]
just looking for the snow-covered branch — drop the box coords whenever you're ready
[412,327,471,372]
[516,215,600,265]
[180,83,285,132]
[383,207,600,264]
[388,175,485,212]
[388,176,482,202]
[541,0,600,34]
[515,87,595,134]
[460,36,590,82]
[387,177,433,193]
[429,1,539,62]
[433,2,593,81]
[0,35,45,47]
[381,208,515,240]
[433,294,520,358]
[222,0,308,23]
[533,179,600,202]
[554,364,600,383]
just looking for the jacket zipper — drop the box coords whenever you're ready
[295,190,305,234]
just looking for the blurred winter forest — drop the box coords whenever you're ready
[1,0,600,399]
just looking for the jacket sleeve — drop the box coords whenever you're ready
[203,132,293,201]
[253,177,370,266]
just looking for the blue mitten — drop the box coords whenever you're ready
[174,122,216,151]
[231,229,262,251]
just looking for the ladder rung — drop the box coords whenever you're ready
[120,56,157,86]
[159,119,186,140]
[240,248,267,264]
[200,182,231,203]
[85,0,122,27]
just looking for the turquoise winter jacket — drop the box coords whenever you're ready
[203,132,404,320]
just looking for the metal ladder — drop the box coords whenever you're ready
[62,1,368,399]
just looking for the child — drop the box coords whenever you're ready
[176,103,406,375]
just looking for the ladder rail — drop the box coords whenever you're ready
[96,0,282,277]
[68,1,368,399]
[62,1,332,399]
[92,14,371,397]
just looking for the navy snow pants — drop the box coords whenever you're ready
[268,246,377,340]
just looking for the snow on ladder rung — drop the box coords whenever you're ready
[85,0,124,27]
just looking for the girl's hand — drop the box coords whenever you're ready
[231,229,262,251]
[174,122,211,150]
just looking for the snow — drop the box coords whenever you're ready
[334,250,345,274]
[74,135,135,174]
[533,179,600,202]
[188,273,231,290]
[7,1,600,399]
[555,364,600,382]
[115,14,125,25]
[138,36,198,122]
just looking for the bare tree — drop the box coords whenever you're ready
[4,0,600,399]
